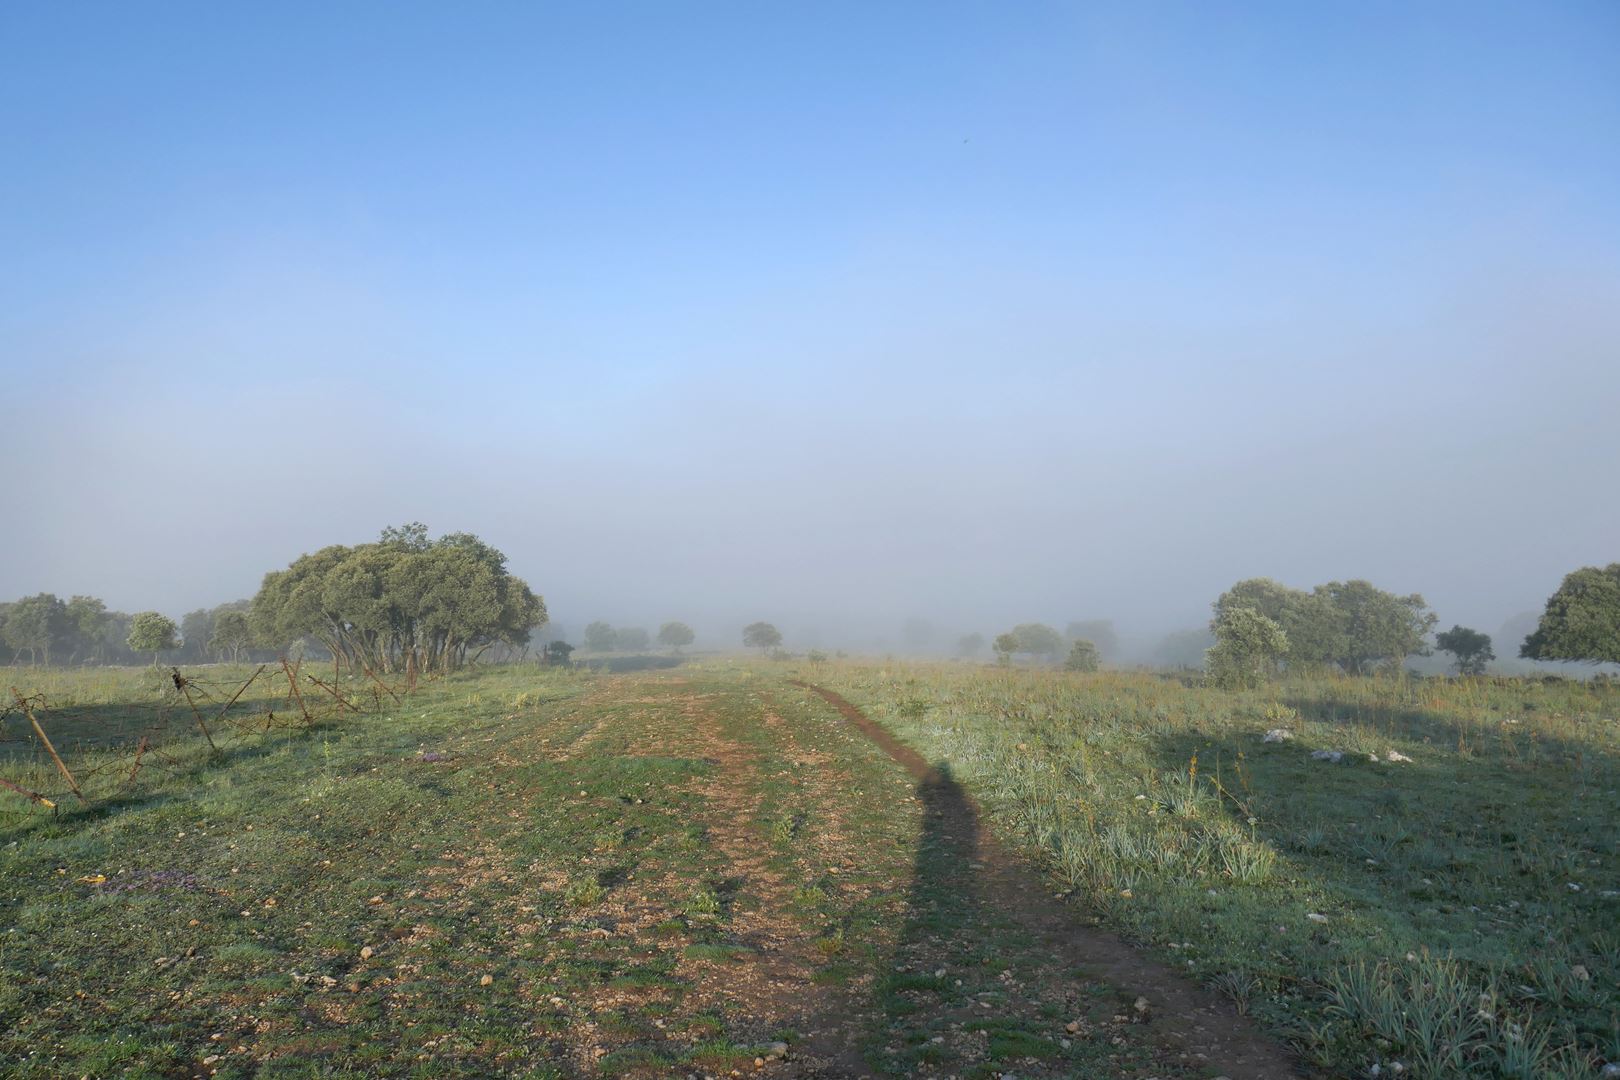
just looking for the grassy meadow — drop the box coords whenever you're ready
[0,659,1615,1077]
[0,661,1241,1079]
[804,662,1620,1077]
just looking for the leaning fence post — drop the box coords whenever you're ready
[10,688,87,807]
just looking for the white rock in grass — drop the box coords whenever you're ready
[1385,749,1413,763]
[1263,729,1293,743]
[1597,1063,1620,1079]
[1306,912,1329,923]
[1310,750,1344,763]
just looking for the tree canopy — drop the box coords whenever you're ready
[1007,623,1064,661]
[127,611,179,663]
[615,627,651,652]
[657,621,695,651]
[1,593,71,665]
[210,610,255,663]
[1520,563,1620,664]
[1064,639,1100,672]
[583,622,618,652]
[992,632,1018,663]
[1064,620,1117,661]
[1206,606,1289,689]
[1213,577,1435,673]
[742,622,782,652]
[249,524,544,674]
[1435,625,1494,675]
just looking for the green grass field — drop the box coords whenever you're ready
[0,661,1614,1078]
[805,662,1620,1077]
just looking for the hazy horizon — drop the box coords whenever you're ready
[4,3,1617,652]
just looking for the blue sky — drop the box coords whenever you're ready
[3,2,1617,647]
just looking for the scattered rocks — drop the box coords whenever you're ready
[1310,750,1345,763]
[1262,729,1293,743]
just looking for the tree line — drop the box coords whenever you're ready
[1205,565,1619,687]
[580,621,696,653]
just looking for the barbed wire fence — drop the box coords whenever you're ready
[0,658,417,822]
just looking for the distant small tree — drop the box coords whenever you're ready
[545,641,575,666]
[1065,620,1118,662]
[956,632,985,658]
[657,621,695,652]
[992,632,1018,666]
[1520,564,1620,665]
[615,627,651,652]
[1153,627,1214,669]
[1064,639,1100,672]
[742,622,782,654]
[1435,625,1494,675]
[900,617,935,651]
[127,612,179,665]
[1206,607,1289,690]
[583,621,618,652]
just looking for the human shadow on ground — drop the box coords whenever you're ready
[791,680,1300,1079]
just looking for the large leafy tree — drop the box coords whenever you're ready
[1316,580,1436,673]
[1435,625,1494,676]
[657,622,695,652]
[1213,579,1342,667]
[583,622,619,652]
[180,608,216,662]
[127,611,179,665]
[1521,563,1620,664]
[2,593,71,665]
[1064,639,1101,672]
[1214,577,1435,674]
[742,622,782,653]
[1206,606,1290,689]
[615,627,651,652]
[210,610,255,663]
[249,525,544,674]
[1008,623,1064,662]
[64,595,110,663]
[992,632,1018,664]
